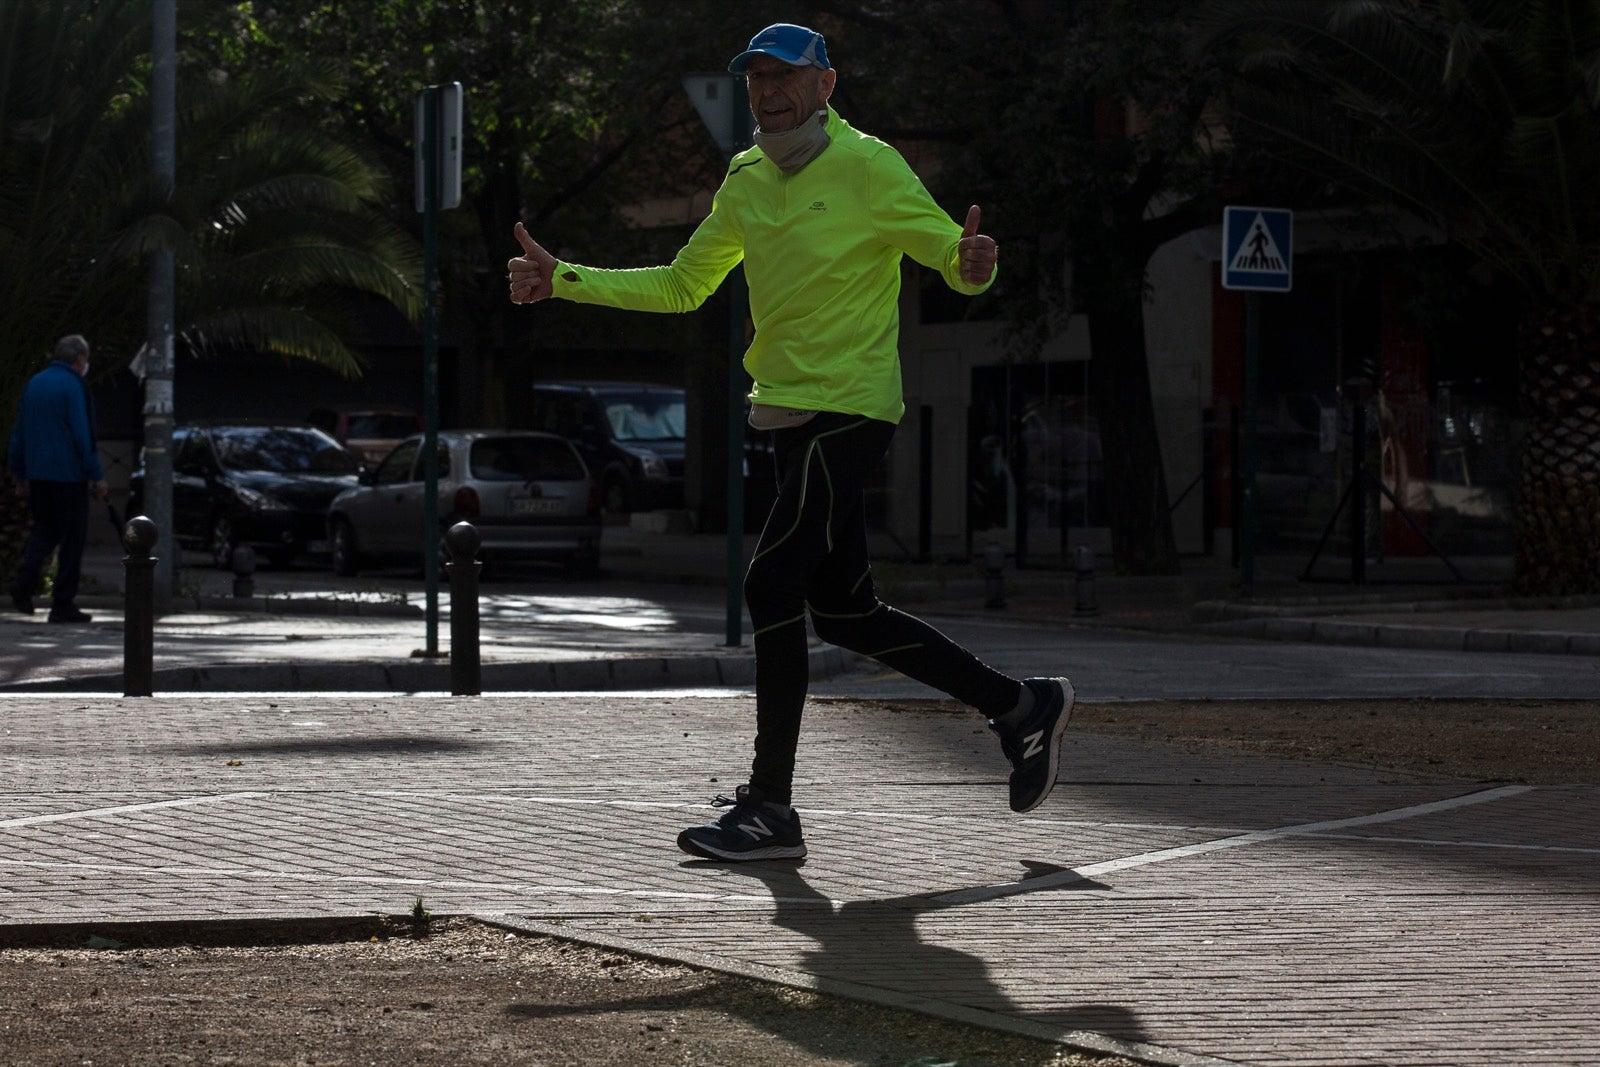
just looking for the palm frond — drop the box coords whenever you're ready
[180,306,364,378]
[1203,0,1600,297]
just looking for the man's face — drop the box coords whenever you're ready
[744,54,836,133]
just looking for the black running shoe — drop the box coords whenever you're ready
[677,784,806,861]
[47,606,92,624]
[990,676,1075,813]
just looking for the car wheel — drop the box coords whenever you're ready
[602,476,629,515]
[330,518,360,577]
[210,516,236,570]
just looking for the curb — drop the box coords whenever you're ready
[0,645,851,694]
[1197,616,1600,656]
[77,594,422,618]
[1192,591,1600,622]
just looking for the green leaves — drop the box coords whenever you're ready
[1204,0,1600,299]
[0,0,422,422]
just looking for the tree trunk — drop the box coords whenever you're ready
[1085,293,1181,576]
[1515,296,1600,595]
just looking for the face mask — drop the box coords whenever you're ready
[754,110,830,173]
[79,362,90,378]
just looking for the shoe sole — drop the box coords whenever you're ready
[677,832,806,862]
[1015,676,1075,813]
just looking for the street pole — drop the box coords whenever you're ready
[722,93,751,648]
[1241,292,1260,593]
[683,74,753,647]
[144,0,177,614]
[421,86,441,656]
[724,266,747,647]
[412,82,461,658]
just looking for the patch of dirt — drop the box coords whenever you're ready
[2,697,1593,1066]
[0,916,1123,1067]
[1072,697,1600,785]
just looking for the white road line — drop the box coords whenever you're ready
[1303,830,1600,855]
[0,792,269,828]
[933,784,1535,904]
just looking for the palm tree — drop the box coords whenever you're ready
[1201,0,1600,595]
[1,0,421,589]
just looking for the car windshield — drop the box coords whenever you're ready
[346,413,418,439]
[601,392,685,442]
[470,437,586,481]
[213,427,359,474]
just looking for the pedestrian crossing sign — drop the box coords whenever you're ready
[1222,206,1293,292]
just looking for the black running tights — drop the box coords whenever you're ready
[742,413,1021,805]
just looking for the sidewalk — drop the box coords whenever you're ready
[2,692,1595,1066]
[3,530,1597,1065]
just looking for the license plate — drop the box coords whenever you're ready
[510,497,563,516]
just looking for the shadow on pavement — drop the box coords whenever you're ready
[156,734,490,758]
[706,862,1149,1048]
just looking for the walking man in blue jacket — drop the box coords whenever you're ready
[7,334,109,624]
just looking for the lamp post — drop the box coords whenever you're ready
[684,74,754,647]
[143,0,176,614]
[413,82,463,655]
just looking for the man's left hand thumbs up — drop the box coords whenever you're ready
[958,203,997,286]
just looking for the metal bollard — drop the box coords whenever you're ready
[231,544,256,598]
[445,521,481,696]
[982,541,1007,610]
[122,516,158,697]
[1073,543,1099,617]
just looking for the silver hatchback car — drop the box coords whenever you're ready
[327,430,601,577]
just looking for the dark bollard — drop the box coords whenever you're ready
[445,521,481,696]
[231,544,256,598]
[122,516,158,697]
[982,541,1007,610]
[1073,543,1100,617]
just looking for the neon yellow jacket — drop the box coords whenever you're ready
[549,107,992,424]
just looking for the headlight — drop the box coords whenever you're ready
[630,450,669,479]
[235,485,288,513]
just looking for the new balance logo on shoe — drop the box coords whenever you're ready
[677,787,808,861]
[738,817,775,841]
[990,677,1077,814]
[1022,730,1045,759]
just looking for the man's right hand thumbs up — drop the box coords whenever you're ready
[508,222,557,304]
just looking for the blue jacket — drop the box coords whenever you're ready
[7,361,105,483]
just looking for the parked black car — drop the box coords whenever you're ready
[129,423,361,568]
[528,382,685,513]
[526,380,778,528]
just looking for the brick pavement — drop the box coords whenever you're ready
[2,693,1595,1066]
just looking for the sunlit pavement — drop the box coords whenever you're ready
[1,691,1595,1066]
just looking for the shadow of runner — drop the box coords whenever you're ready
[158,735,489,757]
[706,861,1150,1049]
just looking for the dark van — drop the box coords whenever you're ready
[528,382,685,513]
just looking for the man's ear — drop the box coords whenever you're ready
[819,67,838,103]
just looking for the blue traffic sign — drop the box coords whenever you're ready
[1222,206,1293,291]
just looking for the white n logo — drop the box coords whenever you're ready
[738,817,774,842]
[1022,730,1045,759]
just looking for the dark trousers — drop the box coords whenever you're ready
[15,481,89,608]
[742,413,1020,805]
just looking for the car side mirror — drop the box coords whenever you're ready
[358,469,377,486]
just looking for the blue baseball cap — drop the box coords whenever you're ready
[728,23,830,73]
